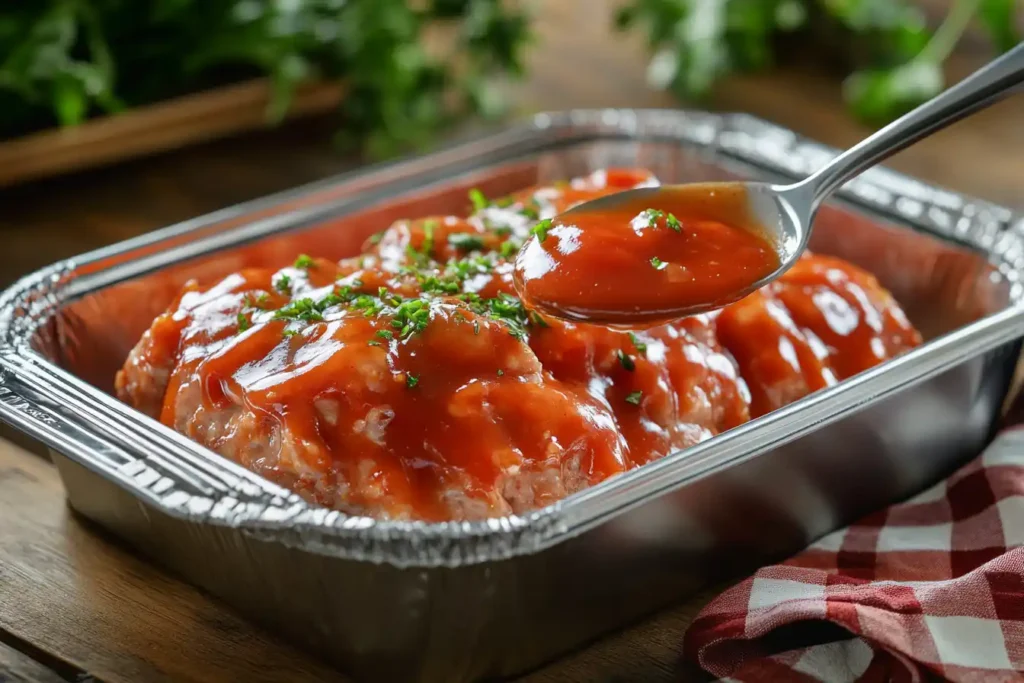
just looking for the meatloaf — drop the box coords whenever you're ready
[116,168,921,521]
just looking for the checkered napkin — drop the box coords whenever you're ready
[683,426,1024,682]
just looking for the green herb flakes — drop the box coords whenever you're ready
[499,239,522,259]
[294,254,315,270]
[378,287,402,307]
[422,220,438,256]
[448,233,486,252]
[629,332,648,355]
[530,218,553,243]
[666,213,682,233]
[617,350,635,371]
[390,299,431,339]
[469,188,489,211]
[640,208,665,226]
[519,202,540,221]
[650,256,667,270]
[406,374,420,388]
[273,298,324,323]
[625,390,643,406]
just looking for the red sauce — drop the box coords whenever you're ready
[115,168,921,522]
[513,184,781,325]
[715,253,923,416]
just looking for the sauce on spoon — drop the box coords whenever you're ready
[513,183,781,325]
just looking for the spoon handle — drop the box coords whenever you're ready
[798,41,1024,208]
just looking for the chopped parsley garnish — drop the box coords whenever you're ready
[368,231,385,245]
[640,208,665,225]
[422,220,437,254]
[294,254,315,269]
[282,328,299,338]
[488,293,529,340]
[650,256,667,270]
[530,218,553,243]
[236,311,251,332]
[350,294,384,318]
[406,223,438,267]
[416,254,493,295]
[629,332,648,355]
[617,350,635,371]
[445,254,492,280]
[451,291,531,340]
[469,188,488,211]
[448,233,486,251]
[497,369,504,376]
[316,290,352,311]
[243,293,269,309]
[494,196,514,208]
[391,299,431,338]
[406,373,420,388]
[625,390,643,405]
[376,329,394,340]
[529,310,549,328]
[274,274,292,294]
[666,213,683,233]
[273,297,324,322]
[420,274,462,295]
[639,208,682,233]
[499,239,522,259]
[377,287,402,306]
[519,201,540,221]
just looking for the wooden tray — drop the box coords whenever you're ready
[0,79,345,188]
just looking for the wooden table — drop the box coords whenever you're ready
[1,2,1022,681]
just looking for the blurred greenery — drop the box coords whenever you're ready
[0,1,1018,158]
[0,0,530,157]
[615,0,1020,125]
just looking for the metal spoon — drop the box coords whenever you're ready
[522,41,1024,323]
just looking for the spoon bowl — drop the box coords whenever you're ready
[514,41,1024,325]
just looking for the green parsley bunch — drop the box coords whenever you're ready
[615,0,1020,124]
[0,0,530,157]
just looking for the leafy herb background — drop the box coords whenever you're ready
[0,0,1018,158]
[618,0,1020,123]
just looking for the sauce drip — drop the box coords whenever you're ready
[513,184,780,325]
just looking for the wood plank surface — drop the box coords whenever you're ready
[0,1,1021,682]
[0,80,345,189]
[0,640,68,683]
[0,440,348,683]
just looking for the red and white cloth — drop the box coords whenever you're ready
[684,426,1024,682]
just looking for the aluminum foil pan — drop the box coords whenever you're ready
[1,109,1022,682]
